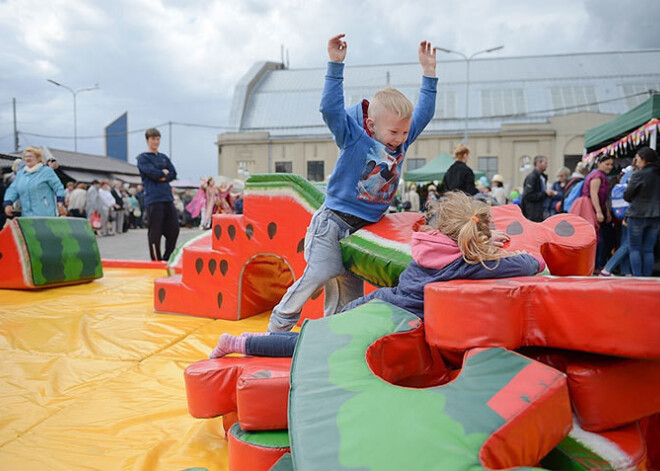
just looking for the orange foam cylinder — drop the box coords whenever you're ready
[184,356,291,430]
[424,276,660,360]
[522,349,660,432]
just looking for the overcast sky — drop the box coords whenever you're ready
[1,0,659,180]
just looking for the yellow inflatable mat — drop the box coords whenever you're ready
[0,267,265,470]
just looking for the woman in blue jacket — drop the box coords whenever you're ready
[3,147,66,218]
[209,191,545,358]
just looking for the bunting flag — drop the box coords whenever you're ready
[583,118,659,163]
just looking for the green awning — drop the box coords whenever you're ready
[584,94,660,152]
[403,152,485,182]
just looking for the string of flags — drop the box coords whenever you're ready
[583,118,659,163]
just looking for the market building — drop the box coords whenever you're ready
[217,49,660,190]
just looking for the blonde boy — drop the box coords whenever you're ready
[268,33,437,332]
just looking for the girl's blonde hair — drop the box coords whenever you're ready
[423,191,506,268]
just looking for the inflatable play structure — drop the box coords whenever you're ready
[0,216,103,289]
[178,174,659,470]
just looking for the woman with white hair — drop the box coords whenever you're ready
[3,147,66,217]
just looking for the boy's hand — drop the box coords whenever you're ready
[328,33,347,63]
[418,40,436,77]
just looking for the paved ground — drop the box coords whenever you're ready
[95,226,206,261]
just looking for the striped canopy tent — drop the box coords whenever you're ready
[583,93,659,162]
[403,152,485,182]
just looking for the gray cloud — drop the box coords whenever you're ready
[1,0,658,179]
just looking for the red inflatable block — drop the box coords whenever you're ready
[567,420,649,470]
[424,276,660,359]
[523,348,660,432]
[491,204,596,275]
[228,423,290,471]
[184,356,291,430]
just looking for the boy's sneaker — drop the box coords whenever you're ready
[599,269,612,277]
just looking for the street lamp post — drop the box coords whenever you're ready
[47,79,99,152]
[434,46,504,144]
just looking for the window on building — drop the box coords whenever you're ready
[435,91,457,118]
[275,161,293,173]
[621,83,660,109]
[481,88,526,117]
[307,161,325,182]
[477,156,498,181]
[550,86,599,114]
[407,158,426,171]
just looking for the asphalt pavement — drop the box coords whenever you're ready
[95,226,206,261]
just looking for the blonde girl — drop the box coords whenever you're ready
[209,191,544,359]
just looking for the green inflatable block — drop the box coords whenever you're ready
[288,300,571,470]
[5,217,103,288]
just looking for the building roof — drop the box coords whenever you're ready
[0,147,140,184]
[229,49,660,139]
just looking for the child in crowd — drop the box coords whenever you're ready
[267,33,438,332]
[211,192,545,359]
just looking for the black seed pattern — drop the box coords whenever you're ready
[268,222,277,239]
[158,288,166,303]
[311,287,323,300]
[228,225,236,241]
[246,224,254,240]
[208,259,217,275]
[217,292,223,309]
[214,225,221,240]
[296,239,304,253]
[195,258,203,274]
[220,259,228,276]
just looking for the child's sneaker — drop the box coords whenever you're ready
[599,269,612,277]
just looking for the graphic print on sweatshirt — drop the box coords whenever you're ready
[356,146,403,205]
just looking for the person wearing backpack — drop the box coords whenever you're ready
[560,161,589,213]
[624,147,660,276]
[600,163,635,277]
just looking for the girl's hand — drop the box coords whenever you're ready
[4,205,13,217]
[490,229,510,248]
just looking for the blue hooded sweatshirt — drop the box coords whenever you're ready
[342,230,544,319]
[320,61,437,222]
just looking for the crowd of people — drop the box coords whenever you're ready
[1,35,657,275]
[0,145,240,247]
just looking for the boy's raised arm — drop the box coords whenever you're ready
[418,40,437,77]
[327,33,347,62]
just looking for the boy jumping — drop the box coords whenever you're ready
[268,33,437,332]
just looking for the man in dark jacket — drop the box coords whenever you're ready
[136,128,179,261]
[522,155,556,222]
[442,144,478,195]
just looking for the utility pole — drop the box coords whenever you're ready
[168,121,173,159]
[12,97,19,152]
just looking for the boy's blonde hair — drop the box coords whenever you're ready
[423,191,506,268]
[369,87,414,120]
[453,144,470,160]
